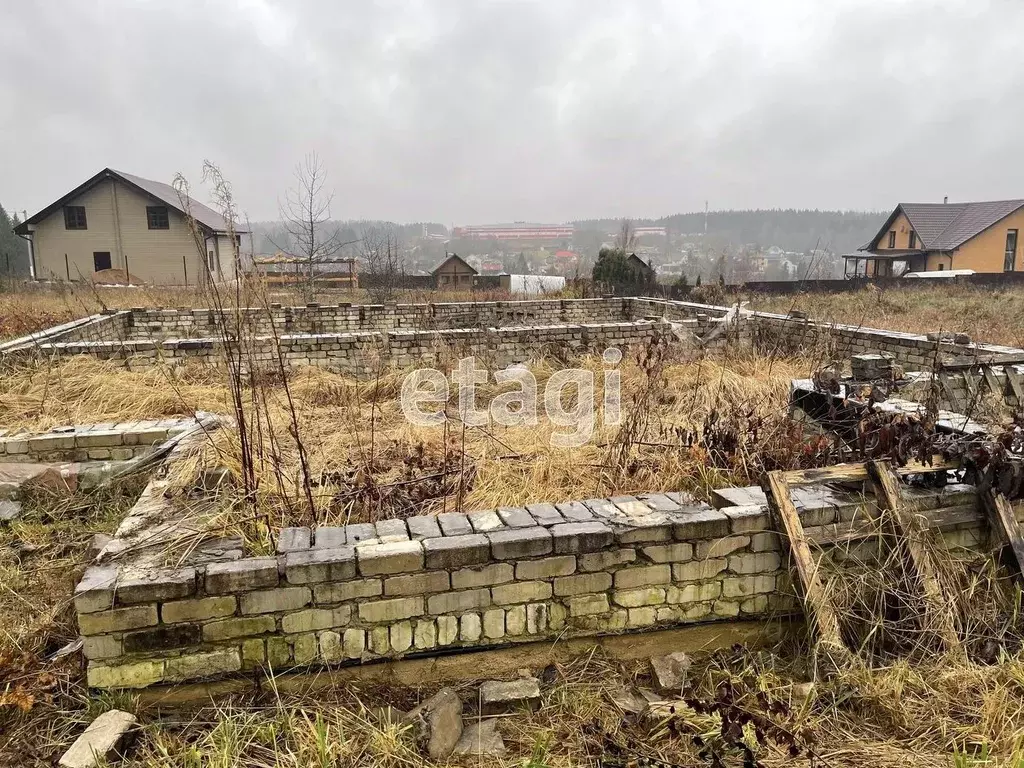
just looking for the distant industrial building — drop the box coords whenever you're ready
[453,223,574,241]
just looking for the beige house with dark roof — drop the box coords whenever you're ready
[431,253,477,289]
[847,199,1024,277]
[15,168,246,285]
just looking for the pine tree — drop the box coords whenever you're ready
[0,205,28,276]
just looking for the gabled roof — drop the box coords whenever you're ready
[864,199,1024,252]
[431,253,478,275]
[626,253,655,273]
[15,168,245,235]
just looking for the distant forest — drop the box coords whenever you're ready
[575,209,888,256]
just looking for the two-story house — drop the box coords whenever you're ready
[845,198,1024,277]
[14,168,246,284]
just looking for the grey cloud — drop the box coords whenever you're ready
[2,0,1023,223]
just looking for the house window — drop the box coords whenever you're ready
[887,230,896,248]
[207,251,217,273]
[938,263,945,271]
[93,252,111,272]
[147,206,169,229]
[1005,229,1018,272]
[908,230,917,249]
[64,206,87,230]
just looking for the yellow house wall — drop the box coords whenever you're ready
[947,208,1024,273]
[32,178,213,284]
[874,211,918,250]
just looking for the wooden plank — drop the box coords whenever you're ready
[941,353,1024,371]
[982,487,1024,576]
[982,366,1004,399]
[938,372,962,411]
[868,460,960,651]
[783,457,955,487]
[1006,368,1024,403]
[763,471,851,664]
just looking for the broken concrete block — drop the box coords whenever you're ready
[649,652,692,694]
[479,677,541,714]
[0,499,22,521]
[404,687,464,759]
[59,709,137,768]
[453,718,507,757]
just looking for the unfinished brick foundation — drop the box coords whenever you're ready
[3,296,1023,689]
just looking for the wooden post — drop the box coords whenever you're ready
[763,471,851,665]
[867,460,961,651]
[981,486,1024,577]
[64,253,70,281]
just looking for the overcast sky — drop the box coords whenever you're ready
[2,0,1023,224]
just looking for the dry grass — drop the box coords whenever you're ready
[750,284,1024,350]
[0,347,825,553]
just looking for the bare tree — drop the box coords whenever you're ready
[615,218,638,253]
[361,223,403,303]
[277,152,353,300]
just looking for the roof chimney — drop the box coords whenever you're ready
[943,196,948,204]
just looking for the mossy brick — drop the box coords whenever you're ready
[423,534,490,569]
[281,606,351,633]
[391,621,413,652]
[553,572,612,596]
[696,536,751,559]
[384,570,450,596]
[319,634,344,663]
[358,596,424,623]
[614,564,671,589]
[240,586,311,614]
[491,580,553,605]
[672,508,730,539]
[728,552,782,574]
[722,575,776,598]
[74,566,118,614]
[356,540,424,576]
[672,558,728,582]
[489,527,552,559]
[641,543,694,563]
[79,604,158,635]
[83,635,122,660]
[427,588,492,614]
[667,582,722,603]
[162,596,237,623]
[627,607,658,627]
[277,527,311,553]
[407,515,443,540]
[613,587,666,608]
[526,603,548,634]
[413,618,437,649]
[165,648,242,682]
[266,636,292,668]
[284,547,357,584]
[115,567,196,605]
[578,548,636,572]
[567,594,610,616]
[206,558,279,593]
[459,613,482,641]
[638,493,682,512]
[123,623,202,653]
[450,563,512,590]
[242,638,266,669]
[313,579,383,603]
[202,615,275,641]
[75,430,124,448]
[550,522,614,554]
[516,555,576,580]
[292,633,318,664]
[87,659,165,689]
